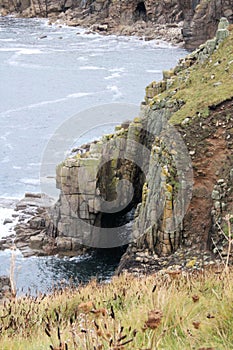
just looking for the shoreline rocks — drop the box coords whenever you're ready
[1,0,233,49]
[0,193,91,258]
[0,193,54,257]
[58,19,184,46]
[116,245,223,276]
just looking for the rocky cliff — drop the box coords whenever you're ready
[1,0,233,49]
[13,19,233,273]
[181,0,233,49]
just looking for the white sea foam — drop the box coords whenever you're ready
[0,207,16,239]
[28,162,41,166]
[104,72,121,80]
[5,143,13,150]
[1,156,10,164]
[12,166,22,170]
[146,69,161,73]
[0,132,11,141]
[79,66,105,71]
[67,92,93,98]
[109,68,125,73]
[88,53,102,57]
[19,48,43,55]
[107,85,122,100]
[5,47,44,68]
[0,47,42,54]
[0,48,21,52]
[0,92,95,117]
[139,39,172,49]
[77,56,88,61]
[19,178,40,186]
[0,38,16,42]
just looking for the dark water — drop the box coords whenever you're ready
[0,248,126,295]
[0,16,187,294]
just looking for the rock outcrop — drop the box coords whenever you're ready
[181,0,233,50]
[12,19,233,274]
[1,0,233,49]
[118,18,233,272]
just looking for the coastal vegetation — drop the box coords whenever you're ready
[1,267,233,349]
[147,23,233,125]
[170,26,233,125]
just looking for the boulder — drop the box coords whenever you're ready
[56,237,72,251]
[30,233,45,250]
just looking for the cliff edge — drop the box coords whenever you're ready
[10,18,233,274]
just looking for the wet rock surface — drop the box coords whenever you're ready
[0,192,92,258]
[0,193,55,257]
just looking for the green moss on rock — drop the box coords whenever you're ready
[147,21,233,126]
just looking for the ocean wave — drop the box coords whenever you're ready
[0,47,43,54]
[0,92,95,116]
[6,47,44,68]
[109,68,125,73]
[19,178,40,186]
[0,38,16,42]
[79,65,106,71]
[146,69,162,73]
[12,166,22,170]
[67,92,93,98]
[0,207,17,239]
[1,156,10,164]
[28,162,41,166]
[104,72,121,80]
[107,85,122,100]
[77,56,88,61]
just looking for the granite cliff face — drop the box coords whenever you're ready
[181,0,233,49]
[1,0,233,49]
[118,19,233,271]
[12,19,233,272]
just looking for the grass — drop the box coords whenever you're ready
[151,29,233,125]
[1,268,233,349]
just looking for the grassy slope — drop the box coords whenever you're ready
[152,29,233,125]
[0,270,233,349]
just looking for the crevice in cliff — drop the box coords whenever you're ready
[133,2,147,22]
[100,207,135,228]
[95,158,145,245]
[96,156,145,204]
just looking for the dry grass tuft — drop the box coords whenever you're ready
[1,267,233,349]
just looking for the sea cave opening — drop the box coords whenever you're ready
[94,159,145,257]
[134,1,147,22]
[95,206,136,262]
